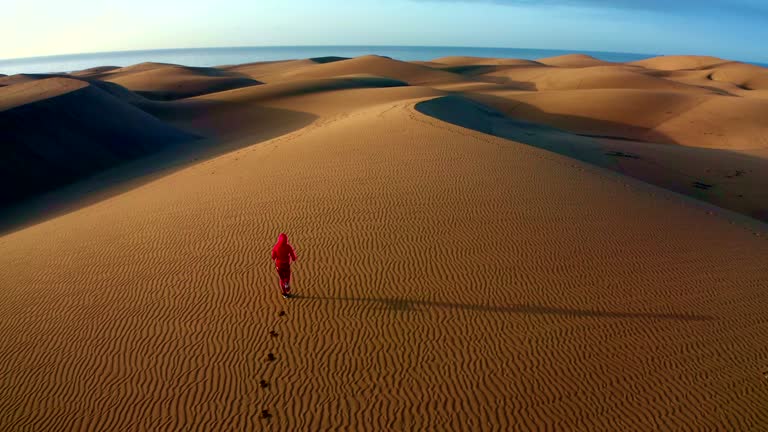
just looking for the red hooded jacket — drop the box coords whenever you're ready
[271,233,296,267]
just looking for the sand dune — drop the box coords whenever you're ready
[631,56,768,92]
[417,94,768,220]
[86,63,262,100]
[464,89,704,141]
[538,53,615,68]
[630,55,730,70]
[251,55,467,85]
[102,66,260,100]
[0,73,44,87]
[70,65,121,76]
[708,62,768,90]
[0,73,148,105]
[431,56,544,67]
[643,69,748,96]
[147,77,428,140]
[0,77,196,206]
[465,88,768,149]
[1,54,768,431]
[223,57,349,82]
[479,65,711,92]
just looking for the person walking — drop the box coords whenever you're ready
[271,233,297,299]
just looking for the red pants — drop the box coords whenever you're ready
[276,263,291,294]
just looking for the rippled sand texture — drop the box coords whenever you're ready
[1,54,768,431]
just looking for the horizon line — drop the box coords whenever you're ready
[1,44,766,67]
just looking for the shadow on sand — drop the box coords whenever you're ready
[296,294,714,322]
[0,101,318,235]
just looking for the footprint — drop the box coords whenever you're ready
[266,353,276,362]
[269,330,279,337]
[259,379,269,388]
[278,311,286,317]
[260,409,272,419]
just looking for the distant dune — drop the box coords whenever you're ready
[430,56,544,67]
[243,55,467,85]
[537,53,616,67]
[70,65,121,76]
[630,55,730,70]
[83,62,262,100]
[1,53,767,431]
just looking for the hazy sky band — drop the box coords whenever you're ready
[2,0,765,62]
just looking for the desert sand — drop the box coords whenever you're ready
[1,53,767,430]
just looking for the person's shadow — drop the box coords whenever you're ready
[294,294,714,322]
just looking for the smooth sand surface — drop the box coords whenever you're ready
[1,54,768,431]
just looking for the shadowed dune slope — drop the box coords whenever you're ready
[0,92,767,430]
[0,78,197,206]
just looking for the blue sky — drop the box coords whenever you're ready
[2,0,766,62]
